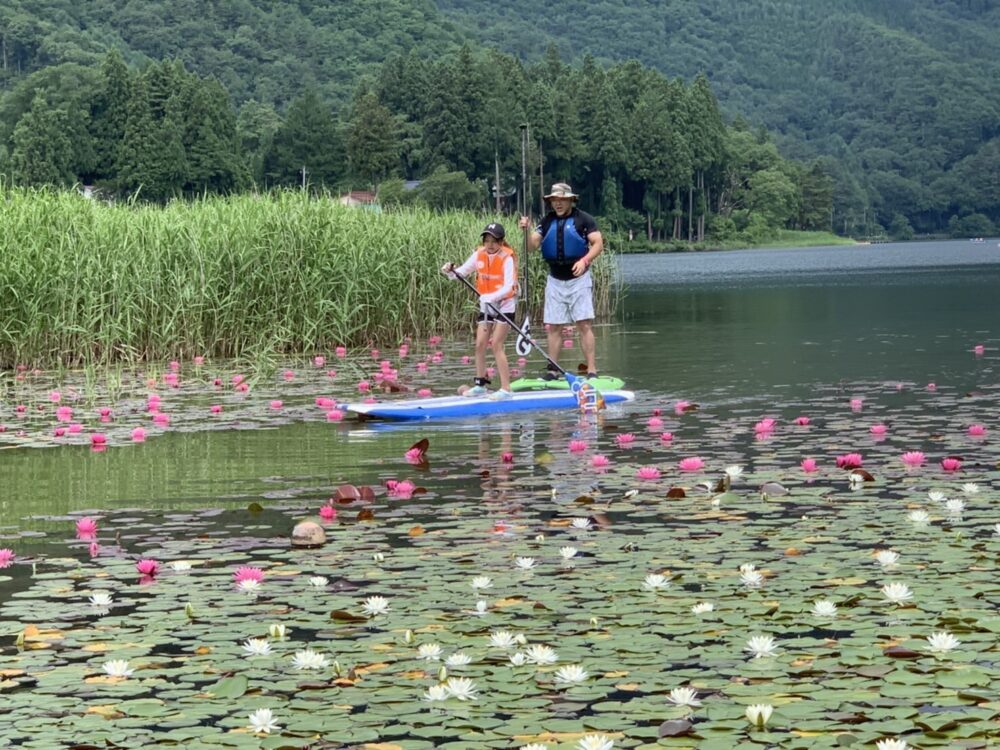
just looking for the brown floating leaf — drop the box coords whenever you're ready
[359,486,375,502]
[247,502,264,513]
[408,525,425,536]
[883,645,921,659]
[852,469,875,482]
[574,495,595,504]
[357,509,375,522]
[666,487,686,499]
[335,484,361,502]
[658,720,694,738]
[330,610,367,623]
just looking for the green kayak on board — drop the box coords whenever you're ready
[510,375,626,392]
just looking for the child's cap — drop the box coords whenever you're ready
[481,222,505,240]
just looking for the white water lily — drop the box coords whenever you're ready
[725,464,744,479]
[740,569,764,587]
[554,664,588,684]
[474,600,488,615]
[89,591,113,607]
[908,509,931,525]
[961,482,979,495]
[372,551,385,562]
[571,517,592,530]
[928,490,947,503]
[926,630,961,653]
[691,602,714,614]
[241,638,272,656]
[489,630,517,649]
[169,560,192,571]
[812,599,838,618]
[417,643,442,661]
[524,644,559,664]
[237,579,261,594]
[881,582,914,604]
[292,648,329,670]
[509,651,527,666]
[515,556,536,570]
[642,573,670,591]
[874,549,899,567]
[739,562,757,573]
[308,575,328,587]
[744,634,779,658]
[247,707,280,734]
[577,734,614,750]
[445,652,472,667]
[667,686,701,707]
[849,472,866,489]
[443,676,478,700]
[560,546,579,559]
[521,745,549,750]
[745,703,773,729]
[994,522,1000,537]
[268,623,287,640]
[102,659,133,678]
[361,595,390,616]
[470,575,493,590]
[875,740,908,750]
[422,683,449,701]
[945,498,965,513]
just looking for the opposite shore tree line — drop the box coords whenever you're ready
[2,46,865,245]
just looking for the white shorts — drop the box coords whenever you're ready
[544,274,594,325]
[478,297,516,324]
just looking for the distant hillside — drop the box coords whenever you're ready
[1,0,998,235]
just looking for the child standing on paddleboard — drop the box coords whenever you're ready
[441,222,517,400]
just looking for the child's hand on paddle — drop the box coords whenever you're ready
[440,262,455,276]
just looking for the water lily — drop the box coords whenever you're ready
[242,638,272,656]
[928,490,947,503]
[473,600,488,615]
[812,599,838,618]
[945,498,965,513]
[571,517,592,530]
[515,556,536,570]
[445,652,472,667]
[0,549,13,567]
[489,630,517,649]
[308,576,328,587]
[744,634,778,658]
[724,465,744,479]
[237,579,261,595]
[637,466,661,480]
[509,652,527,666]
[836,452,863,470]
[89,591,113,608]
[881,582,914,605]
[102,659,134,678]
[874,549,899,567]
[362,595,390,616]
[554,664,588,684]
[577,734,614,750]
[560,546,578,560]
[691,602,714,614]
[901,451,925,468]
[247,707,280,734]
[908,510,931,525]
[642,573,670,591]
[292,648,329,670]
[233,566,264,583]
[422,684,449,701]
[372,551,384,562]
[678,456,705,472]
[136,558,160,577]
[524,644,559,664]
[667,686,701,707]
[994,522,1000,537]
[925,630,960,653]
[745,703,773,729]
[470,575,493,590]
[520,745,549,750]
[418,643,442,661]
[961,482,979,494]
[875,740,909,750]
[740,569,764,587]
[169,560,192,572]
[443,676,478,700]
[268,623,287,640]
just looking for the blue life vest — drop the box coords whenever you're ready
[540,215,589,263]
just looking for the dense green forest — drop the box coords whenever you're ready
[0,0,997,239]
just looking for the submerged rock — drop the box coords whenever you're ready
[291,521,326,548]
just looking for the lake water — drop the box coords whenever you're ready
[2,239,998,522]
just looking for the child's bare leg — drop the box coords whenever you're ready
[491,322,512,391]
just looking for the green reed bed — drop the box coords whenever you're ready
[0,188,618,370]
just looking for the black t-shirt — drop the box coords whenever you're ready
[536,209,598,281]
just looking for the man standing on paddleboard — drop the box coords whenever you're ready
[518,183,604,379]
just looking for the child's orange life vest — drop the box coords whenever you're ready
[475,242,518,300]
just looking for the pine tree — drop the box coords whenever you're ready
[346,91,400,188]
[262,90,342,188]
[90,49,131,181]
[10,93,76,186]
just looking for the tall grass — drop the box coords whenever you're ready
[0,187,618,369]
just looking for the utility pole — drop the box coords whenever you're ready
[494,150,501,213]
[301,166,307,190]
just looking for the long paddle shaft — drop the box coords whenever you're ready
[515,123,533,357]
[449,267,575,385]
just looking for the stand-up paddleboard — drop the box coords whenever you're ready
[511,375,625,392]
[341,389,635,421]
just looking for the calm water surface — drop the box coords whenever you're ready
[3,239,998,523]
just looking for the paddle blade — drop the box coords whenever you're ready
[514,315,533,356]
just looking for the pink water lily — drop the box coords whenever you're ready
[428,335,442,345]
[75,517,98,535]
[269,400,283,410]
[674,400,691,415]
[0,549,14,567]
[968,424,986,436]
[131,426,146,442]
[153,413,170,425]
[568,440,588,453]
[357,381,371,392]
[335,346,347,358]
[417,388,432,397]
[941,457,962,472]
[319,505,337,521]
[68,423,83,434]
[926,382,937,391]
[313,356,325,367]
[169,360,180,371]
[90,433,107,446]
[56,406,73,422]
[836,453,863,470]
[615,433,636,447]
[901,451,925,467]
[326,410,344,422]
[647,416,663,428]
[849,398,863,412]
[793,416,811,425]
[591,454,610,468]
[235,382,249,393]
[210,404,223,414]
[869,424,888,435]
[388,479,415,499]
[754,417,777,433]
[660,431,674,443]
[48,390,62,403]
[282,370,295,381]
[501,452,514,463]
[405,447,425,464]
[678,456,705,472]
[193,356,205,365]
[233,566,264,583]
[801,458,818,473]
[637,466,661,480]
[136,559,160,576]
[974,344,985,356]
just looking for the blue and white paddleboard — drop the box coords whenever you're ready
[340,389,635,421]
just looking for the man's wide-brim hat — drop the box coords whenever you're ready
[544,182,578,200]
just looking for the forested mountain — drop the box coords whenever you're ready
[1,0,997,238]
